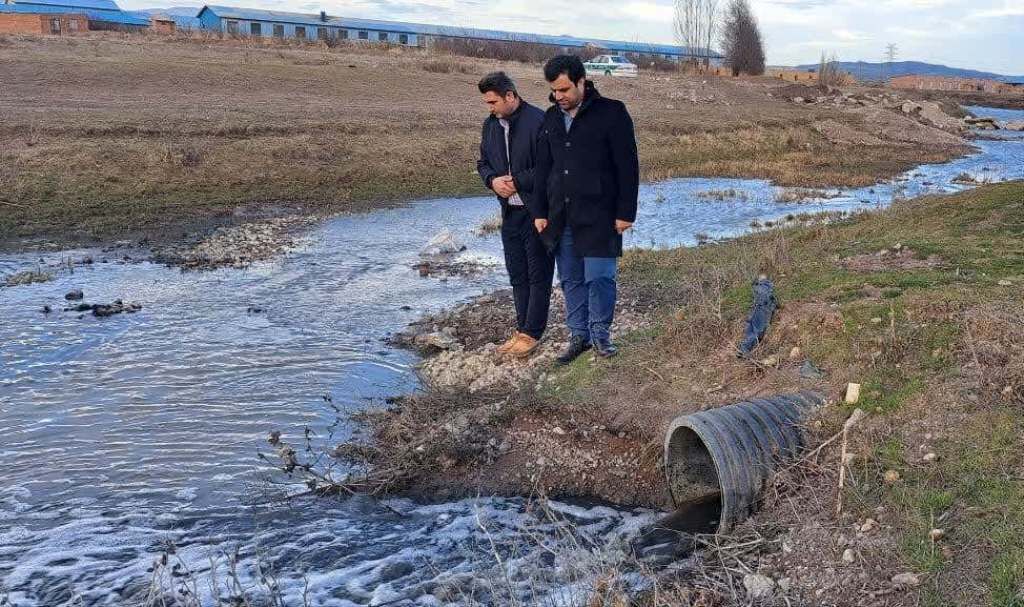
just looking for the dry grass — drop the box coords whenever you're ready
[695,188,748,201]
[774,188,831,203]
[3,267,53,286]
[0,33,966,250]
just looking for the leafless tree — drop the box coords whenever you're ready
[818,51,841,87]
[721,0,765,75]
[674,0,721,68]
[674,0,696,67]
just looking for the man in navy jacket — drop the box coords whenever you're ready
[529,55,640,363]
[476,72,554,358]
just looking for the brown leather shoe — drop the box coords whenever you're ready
[508,334,539,358]
[496,332,522,354]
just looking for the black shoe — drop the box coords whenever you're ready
[593,338,618,358]
[557,335,591,365]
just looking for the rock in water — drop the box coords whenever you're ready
[420,228,466,257]
[92,300,142,317]
[65,289,84,301]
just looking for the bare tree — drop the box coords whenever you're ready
[818,51,841,87]
[675,0,721,68]
[702,0,719,67]
[721,0,765,76]
[674,0,696,67]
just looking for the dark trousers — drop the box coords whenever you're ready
[501,206,555,340]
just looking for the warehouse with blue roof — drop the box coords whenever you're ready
[194,4,720,61]
[0,0,150,31]
[1,0,721,64]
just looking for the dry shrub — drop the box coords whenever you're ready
[774,188,832,203]
[625,53,680,73]
[4,268,54,287]
[421,58,454,74]
[695,188,747,202]
[161,143,204,169]
[421,57,472,74]
[432,36,594,64]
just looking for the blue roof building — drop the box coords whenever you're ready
[0,0,150,27]
[195,4,721,60]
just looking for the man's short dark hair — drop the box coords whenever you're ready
[478,71,518,97]
[544,55,586,83]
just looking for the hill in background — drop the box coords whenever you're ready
[792,60,1024,83]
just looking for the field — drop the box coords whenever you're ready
[0,32,966,251]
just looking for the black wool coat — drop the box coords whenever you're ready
[528,81,640,257]
[476,100,546,213]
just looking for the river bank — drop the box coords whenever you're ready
[343,180,1024,605]
[0,32,982,258]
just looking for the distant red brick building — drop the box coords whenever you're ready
[891,75,1020,95]
[0,11,86,34]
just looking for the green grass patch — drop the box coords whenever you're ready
[854,409,1024,605]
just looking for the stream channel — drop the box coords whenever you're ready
[2,107,1023,606]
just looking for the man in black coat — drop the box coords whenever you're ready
[476,71,555,358]
[529,55,640,363]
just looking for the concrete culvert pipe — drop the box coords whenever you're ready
[663,391,825,533]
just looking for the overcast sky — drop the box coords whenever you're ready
[126,0,1024,75]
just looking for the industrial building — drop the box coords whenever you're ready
[0,0,720,64]
[194,4,719,62]
[0,0,150,32]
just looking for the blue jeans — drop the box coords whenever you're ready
[555,226,617,343]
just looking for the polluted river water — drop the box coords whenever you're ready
[2,107,1023,606]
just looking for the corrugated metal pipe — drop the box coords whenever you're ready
[663,391,825,533]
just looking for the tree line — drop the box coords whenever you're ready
[674,0,765,76]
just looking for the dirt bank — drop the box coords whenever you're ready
[1,33,972,255]
[336,182,1024,605]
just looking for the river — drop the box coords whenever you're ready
[1,107,1022,606]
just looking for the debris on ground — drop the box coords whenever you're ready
[737,275,777,356]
